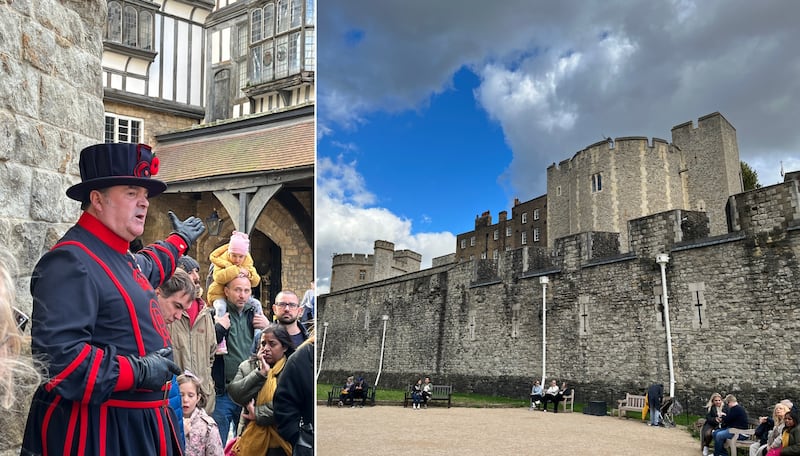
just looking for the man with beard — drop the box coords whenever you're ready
[272,290,309,348]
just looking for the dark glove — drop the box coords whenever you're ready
[168,210,206,248]
[126,347,181,391]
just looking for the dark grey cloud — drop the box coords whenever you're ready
[320,0,800,194]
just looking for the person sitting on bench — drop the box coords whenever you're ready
[338,376,354,407]
[542,379,566,413]
[350,376,368,407]
[421,376,433,408]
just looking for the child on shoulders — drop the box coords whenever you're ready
[208,231,262,354]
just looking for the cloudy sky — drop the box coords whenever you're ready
[316,0,800,293]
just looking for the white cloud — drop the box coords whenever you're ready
[316,158,456,294]
[321,1,800,200]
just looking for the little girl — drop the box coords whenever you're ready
[178,372,224,456]
[208,231,262,354]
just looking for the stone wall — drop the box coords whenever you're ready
[0,1,107,312]
[318,181,800,416]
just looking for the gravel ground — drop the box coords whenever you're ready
[317,405,701,455]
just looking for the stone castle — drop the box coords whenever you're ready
[330,240,422,292]
[457,112,742,264]
[318,114,800,415]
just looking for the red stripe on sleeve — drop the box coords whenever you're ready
[142,248,167,283]
[115,355,135,391]
[55,241,146,355]
[45,345,92,393]
[81,348,104,404]
[165,233,188,255]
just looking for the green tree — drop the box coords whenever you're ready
[741,161,761,191]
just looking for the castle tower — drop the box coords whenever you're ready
[670,112,742,236]
[372,240,396,282]
[546,136,683,252]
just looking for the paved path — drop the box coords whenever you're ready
[318,405,701,455]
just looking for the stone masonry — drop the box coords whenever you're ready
[318,179,800,416]
[0,1,107,311]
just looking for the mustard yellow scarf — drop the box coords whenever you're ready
[231,356,291,456]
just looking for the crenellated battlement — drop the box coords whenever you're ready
[330,240,423,291]
[331,253,373,266]
[670,111,735,136]
[547,136,672,175]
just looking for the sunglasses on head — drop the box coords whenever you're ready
[13,307,29,332]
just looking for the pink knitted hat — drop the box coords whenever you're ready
[229,231,250,255]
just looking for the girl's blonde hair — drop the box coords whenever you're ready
[705,392,722,412]
[0,254,41,450]
[177,372,207,408]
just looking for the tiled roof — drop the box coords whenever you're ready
[154,119,314,183]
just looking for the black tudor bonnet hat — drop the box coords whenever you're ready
[66,143,167,202]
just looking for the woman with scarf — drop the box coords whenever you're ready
[768,409,800,456]
[227,324,295,456]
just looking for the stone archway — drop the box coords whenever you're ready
[250,229,282,317]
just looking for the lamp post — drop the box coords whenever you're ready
[656,253,675,398]
[205,209,222,236]
[316,321,329,381]
[375,315,389,387]
[539,276,549,386]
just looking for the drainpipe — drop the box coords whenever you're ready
[655,253,675,398]
[374,315,389,387]
[316,321,329,381]
[539,276,549,386]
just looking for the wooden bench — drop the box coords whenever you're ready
[725,427,757,455]
[403,384,453,408]
[614,393,646,418]
[559,389,575,413]
[326,384,376,407]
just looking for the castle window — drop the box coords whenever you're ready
[533,208,540,220]
[470,236,475,247]
[460,239,466,249]
[557,185,562,196]
[104,113,142,144]
[521,212,528,224]
[591,173,603,193]
[533,228,540,242]
[248,0,313,87]
[105,1,156,52]
[493,249,498,260]
[506,226,512,237]
[137,11,153,50]
[521,231,528,245]
[493,230,499,240]
[358,270,366,280]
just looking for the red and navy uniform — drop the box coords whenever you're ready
[22,212,190,456]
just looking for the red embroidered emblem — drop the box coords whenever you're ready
[149,299,171,345]
[132,267,150,291]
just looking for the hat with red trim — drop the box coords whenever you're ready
[66,143,166,202]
